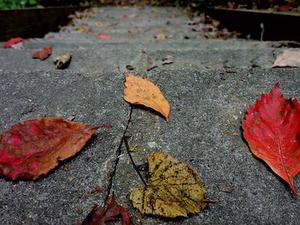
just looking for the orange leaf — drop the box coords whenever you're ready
[81,195,130,225]
[123,72,170,120]
[243,83,300,194]
[0,117,102,180]
[32,46,53,60]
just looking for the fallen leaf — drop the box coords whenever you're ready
[74,27,87,33]
[32,46,53,60]
[123,72,170,120]
[130,151,208,218]
[243,83,300,194]
[54,53,72,69]
[69,10,90,19]
[211,19,220,28]
[0,117,101,180]
[96,33,112,40]
[273,4,293,11]
[154,32,166,40]
[227,1,237,9]
[272,50,300,67]
[81,195,130,225]
[3,37,23,49]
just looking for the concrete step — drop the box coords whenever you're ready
[0,45,276,73]
[21,37,272,49]
[0,70,129,225]
[1,6,299,225]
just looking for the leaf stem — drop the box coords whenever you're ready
[123,136,147,187]
[203,199,217,204]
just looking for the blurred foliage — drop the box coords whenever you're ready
[0,0,89,9]
[91,0,300,9]
[0,0,38,9]
[211,0,300,9]
[39,0,88,6]
[0,0,299,9]
[92,0,300,8]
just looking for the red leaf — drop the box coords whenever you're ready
[3,37,23,48]
[227,1,236,9]
[0,117,102,180]
[81,195,130,225]
[96,33,112,40]
[273,4,293,11]
[243,83,300,194]
[32,46,53,60]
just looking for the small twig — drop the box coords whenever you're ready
[260,22,264,41]
[90,124,112,129]
[203,199,218,204]
[123,136,147,187]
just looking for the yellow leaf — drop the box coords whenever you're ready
[123,72,170,120]
[74,27,87,33]
[130,151,208,218]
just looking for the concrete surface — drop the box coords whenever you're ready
[113,68,300,225]
[0,6,299,225]
[0,70,129,224]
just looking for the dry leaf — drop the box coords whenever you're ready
[243,83,300,194]
[123,72,170,120]
[3,37,23,48]
[154,32,166,40]
[272,50,300,67]
[54,53,72,69]
[96,33,112,40]
[74,27,87,33]
[130,151,208,218]
[32,46,53,60]
[0,117,101,180]
[81,195,130,225]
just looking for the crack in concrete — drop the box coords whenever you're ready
[103,106,133,202]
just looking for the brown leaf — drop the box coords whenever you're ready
[272,50,300,67]
[32,46,53,60]
[154,30,166,40]
[81,195,130,225]
[123,72,170,120]
[54,53,72,69]
[0,117,100,180]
